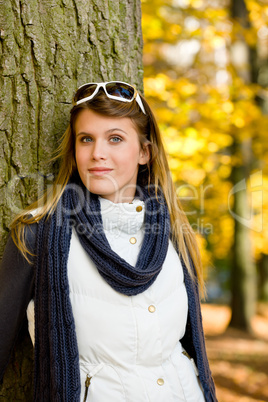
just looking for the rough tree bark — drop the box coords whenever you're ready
[0,0,144,399]
[228,0,257,332]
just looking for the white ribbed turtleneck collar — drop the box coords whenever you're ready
[99,197,145,235]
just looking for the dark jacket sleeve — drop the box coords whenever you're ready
[0,225,36,382]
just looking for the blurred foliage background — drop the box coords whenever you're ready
[141,0,268,331]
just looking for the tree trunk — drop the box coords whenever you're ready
[258,253,268,301]
[0,0,143,398]
[229,140,256,332]
[228,0,257,332]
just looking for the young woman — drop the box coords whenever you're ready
[0,81,217,401]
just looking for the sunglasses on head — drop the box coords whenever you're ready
[73,81,146,115]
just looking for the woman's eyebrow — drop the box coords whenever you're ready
[105,128,128,135]
[76,128,128,137]
[76,131,92,137]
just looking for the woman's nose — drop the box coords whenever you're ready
[91,140,107,160]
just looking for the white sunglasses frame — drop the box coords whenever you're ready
[74,81,146,115]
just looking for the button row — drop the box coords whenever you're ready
[127,204,143,245]
[128,205,142,244]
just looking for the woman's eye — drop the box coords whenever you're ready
[110,136,122,143]
[81,137,92,143]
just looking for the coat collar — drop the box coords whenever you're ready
[99,197,145,235]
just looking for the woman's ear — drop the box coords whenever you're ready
[139,142,151,166]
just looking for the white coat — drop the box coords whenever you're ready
[27,197,205,402]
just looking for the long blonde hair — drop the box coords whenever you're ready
[11,88,204,295]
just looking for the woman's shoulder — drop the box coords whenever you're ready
[0,222,37,280]
[10,209,40,258]
[24,221,38,252]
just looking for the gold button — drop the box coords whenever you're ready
[157,378,164,386]
[148,305,156,313]
[136,205,143,212]
[129,237,137,244]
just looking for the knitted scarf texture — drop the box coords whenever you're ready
[33,181,217,401]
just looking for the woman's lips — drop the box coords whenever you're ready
[88,167,113,176]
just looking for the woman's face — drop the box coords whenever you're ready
[75,109,149,203]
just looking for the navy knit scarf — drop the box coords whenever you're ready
[33,180,217,401]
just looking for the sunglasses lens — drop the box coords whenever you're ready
[106,83,135,100]
[74,84,98,103]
